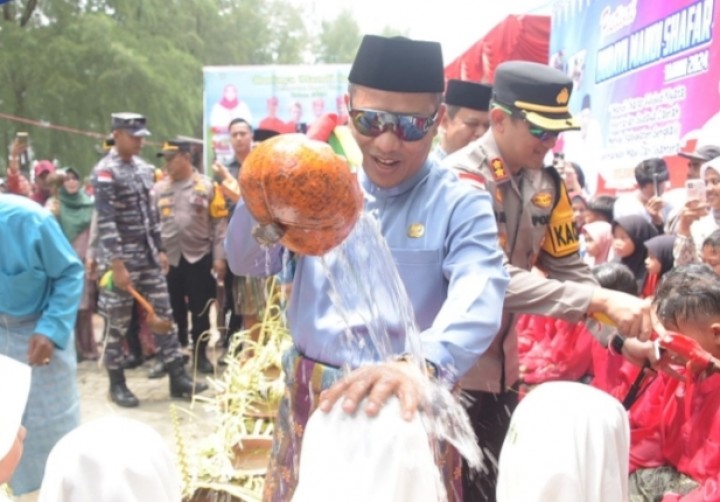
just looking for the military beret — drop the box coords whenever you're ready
[445,80,492,112]
[111,112,151,137]
[349,35,444,93]
[492,61,579,132]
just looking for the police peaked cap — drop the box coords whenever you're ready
[349,35,445,93]
[445,80,492,111]
[492,61,580,132]
[156,140,193,157]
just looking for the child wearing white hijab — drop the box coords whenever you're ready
[0,354,31,500]
[38,417,181,502]
[496,381,630,502]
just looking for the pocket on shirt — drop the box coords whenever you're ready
[0,269,47,314]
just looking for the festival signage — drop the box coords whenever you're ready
[550,0,719,191]
[203,64,351,168]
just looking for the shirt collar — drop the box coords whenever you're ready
[359,158,433,198]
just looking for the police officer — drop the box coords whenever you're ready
[92,113,207,407]
[433,79,492,160]
[155,140,228,374]
[444,62,652,502]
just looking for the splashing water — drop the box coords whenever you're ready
[319,213,484,496]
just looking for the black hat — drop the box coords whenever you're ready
[253,128,280,143]
[445,80,492,112]
[156,140,192,158]
[111,112,151,137]
[679,144,720,162]
[492,61,579,132]
[348,35,444,93]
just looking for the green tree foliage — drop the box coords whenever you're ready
[315,9,361,64]
[0,0,311,177]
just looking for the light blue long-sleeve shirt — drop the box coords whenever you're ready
[225,158,509,383]
[0,194,84,349]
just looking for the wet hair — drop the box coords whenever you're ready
[703,229,720,250]
[587,195,616,223]
[591,262,638,296]
[228,118,252,132]
[634,158,669,187]
[654,264,720,327]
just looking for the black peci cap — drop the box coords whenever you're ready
[348,35,444,93]
[445,80,492,112]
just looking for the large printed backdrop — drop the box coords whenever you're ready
[551,0,719,192]
[203,64,351,167]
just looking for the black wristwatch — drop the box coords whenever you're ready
[610,334,626,356]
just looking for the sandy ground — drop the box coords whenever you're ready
[15,315,223,501]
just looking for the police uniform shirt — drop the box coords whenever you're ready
[444,131,597,392]
[154,174,227,267]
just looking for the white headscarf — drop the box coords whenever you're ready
[38,416,181,502]
[496,381,629,502]
[292,396,443,502]
[0,355,30,486]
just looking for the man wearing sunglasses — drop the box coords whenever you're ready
[226,34,509,500]
[445,61,654,502]
[433,79,492,161]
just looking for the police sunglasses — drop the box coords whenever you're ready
[494,104,560,143]
[348,103,439,141]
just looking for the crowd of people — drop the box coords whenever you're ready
[1,31,719,502]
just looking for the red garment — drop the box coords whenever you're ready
[516,314,594,385]
[630,371,720,501]
[591,343,642,402]
[258,116,285,133]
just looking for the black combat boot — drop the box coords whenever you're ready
[195,339,214,375]
[166,357,208,399]
[108,368,140,408]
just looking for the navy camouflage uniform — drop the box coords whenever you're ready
[93,150,183,370]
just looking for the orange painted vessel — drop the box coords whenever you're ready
[239,133,363,256]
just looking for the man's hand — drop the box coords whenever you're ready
[676,199,709,236]
[111,259,131,291]
[158,252,170,275]
[645,196,665,225]
[27,334,54,366]
[318,361,425,421]
[590,288,653,340]
[8,138,27,172]
[620,337,661,367]
[213,259,227,284]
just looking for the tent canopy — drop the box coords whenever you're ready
[444,14,551,83]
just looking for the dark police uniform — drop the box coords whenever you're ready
[444,62,599,502]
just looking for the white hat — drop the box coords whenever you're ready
[0,354,31,459]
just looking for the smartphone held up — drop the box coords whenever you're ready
[686,179,706,203]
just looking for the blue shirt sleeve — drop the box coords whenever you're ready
[225,200,283,277]
[34,216,84,349]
